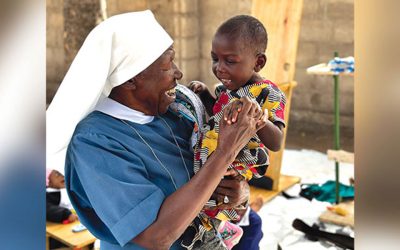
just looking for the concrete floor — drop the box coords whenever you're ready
[259,126,355,249]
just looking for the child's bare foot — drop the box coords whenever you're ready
[250,196,264,212]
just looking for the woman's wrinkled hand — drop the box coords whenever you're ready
[217,96,267,159]
[223,98,267,126]
[211,169,249,210]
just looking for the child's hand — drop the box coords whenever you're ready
[256,109,269,130]
[224,99,262,125]
[68,213,78,222]
[223,100,243,124]
[188,81,208,95]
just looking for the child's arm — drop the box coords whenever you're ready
[257,84,286,151]
[218,81,285,151]
[257,121,284,151]
[188,81,216,116]
[223,100,284,151]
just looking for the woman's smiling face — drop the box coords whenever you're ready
[133,47,183,115]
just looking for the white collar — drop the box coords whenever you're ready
[95,97,154,124]
[237,206,251,226]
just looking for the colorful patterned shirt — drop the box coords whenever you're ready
[194,79,286,180]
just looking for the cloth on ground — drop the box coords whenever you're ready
[300,181,354,204]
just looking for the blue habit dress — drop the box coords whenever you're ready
[65,110,195,249]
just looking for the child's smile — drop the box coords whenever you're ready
[211,33,260,91]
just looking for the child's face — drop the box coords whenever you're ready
[211,33,259,91]
[48,170,65,189]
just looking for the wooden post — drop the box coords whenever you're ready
[266,81,297,190]
[252,0,304,84]
[252,0,303,190]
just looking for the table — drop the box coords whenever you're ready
[307,53,354,203]
[46,220,96,250]
[249,175,301,204]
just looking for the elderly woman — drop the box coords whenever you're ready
[47,11,266,250]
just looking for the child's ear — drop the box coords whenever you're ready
[254,53,267,72]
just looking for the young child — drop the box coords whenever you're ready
[46,168,79,249]
[46,168,78,223]
[188,15,286,249]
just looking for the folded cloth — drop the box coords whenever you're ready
[328,56,354,74]
[169,84,206,148]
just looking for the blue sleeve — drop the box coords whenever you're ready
[66,132,166,247]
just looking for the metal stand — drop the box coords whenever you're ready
[307,53,354,204]
[333,51,341,204]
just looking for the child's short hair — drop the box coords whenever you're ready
[216,15,268,54]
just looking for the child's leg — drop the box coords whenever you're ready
[250,196,264,212]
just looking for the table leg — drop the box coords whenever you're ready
[333,51,341,204]
[46,233,49,250]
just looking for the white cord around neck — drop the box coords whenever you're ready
[119,117,191,190]
[159,116,191,181]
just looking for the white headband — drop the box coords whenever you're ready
[46,10,173,173]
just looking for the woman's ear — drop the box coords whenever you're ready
[124,77,137,90]
[254,53,267,72]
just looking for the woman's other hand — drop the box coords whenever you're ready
[212,169,249,210]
